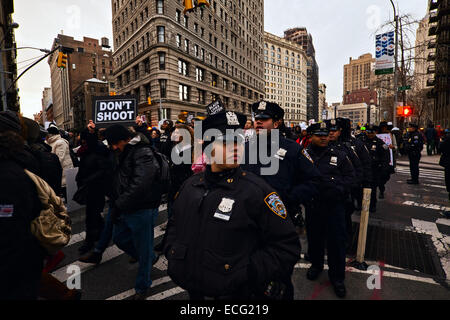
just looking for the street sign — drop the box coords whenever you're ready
[398,85,411,91]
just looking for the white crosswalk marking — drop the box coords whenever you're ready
[147,287,185,300]
[52,223,167,282]
[395,168,444,181]
[106,276,172,300]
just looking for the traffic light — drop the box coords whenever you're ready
[403,106,412,117]
[147,97,152,105]
[57,52,68,68]
[397,106,413,117]
[184,0,195,14]
[197,0,210,8]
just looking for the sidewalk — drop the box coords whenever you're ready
[397,150,443,171]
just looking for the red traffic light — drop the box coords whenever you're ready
[403,106,412,116]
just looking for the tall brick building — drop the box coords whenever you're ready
[48,34,114,129]
[284,27,319,121]
[264,31,308,125]
[111,0,265,125]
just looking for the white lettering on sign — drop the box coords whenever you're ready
[95,99,136,124]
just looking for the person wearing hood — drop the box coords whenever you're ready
[104,125,162,300]
[46,123,74,197]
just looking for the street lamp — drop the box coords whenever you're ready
[389,0,399,128]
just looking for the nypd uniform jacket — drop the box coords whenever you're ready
[242,136,321,212]
[404,131,424,155]
[350,137,373,187]
[305,146,356,201]
[329,140,363,188]
[164,167,301,298]
[360,136,390,175]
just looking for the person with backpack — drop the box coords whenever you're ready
[103,124,162,300]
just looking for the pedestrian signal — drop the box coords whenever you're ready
[148,97,152,105]
[403,106,412,116]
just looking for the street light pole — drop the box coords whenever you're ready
[390,0,399,128]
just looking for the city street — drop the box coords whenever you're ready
[51,152,450,300]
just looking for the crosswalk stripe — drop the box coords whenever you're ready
[52,223,167,283]
[294,262,439,285]
[65,204,168,248]
[106,276,172,300]
[403,201,450,212]
[396,170,444,178]
[436,218,450,227]
[147,287,185,300]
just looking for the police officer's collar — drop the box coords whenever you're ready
[196,166,243,189]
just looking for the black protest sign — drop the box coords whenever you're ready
[206,99,225,116]
[93,96,137,127]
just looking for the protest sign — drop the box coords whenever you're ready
[377,133,394,166]
[93,96,137,128]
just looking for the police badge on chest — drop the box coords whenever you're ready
[214,198,235,221]
[329,156,338,166]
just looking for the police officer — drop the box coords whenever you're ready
[359,125,390,212]
[164,110,301,300]
[339,118,372,211]
[326,119,363,241]
[242,101,321,299]
[242,101,321,222]
[304,122,355,298]
[404,123,424,184]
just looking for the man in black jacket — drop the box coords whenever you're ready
[104,124,161,300]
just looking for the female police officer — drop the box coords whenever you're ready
[164,110,301,300]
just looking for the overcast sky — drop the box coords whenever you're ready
[12,0,428,118]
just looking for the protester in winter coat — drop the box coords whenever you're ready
[0,129,45,300]
[46,123,74,192]
[104,125,162,300]
[75,128,114,254]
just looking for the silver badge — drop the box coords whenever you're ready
[320,122,326,129]
[274,148,288,160]
[258,101,267,111]
[330,156,338,166]
[226,112,240,126]
[218,198,235,213]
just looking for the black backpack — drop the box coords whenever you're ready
[151,147,172,195]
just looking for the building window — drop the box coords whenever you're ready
[178,60,189,76]
[198,89,206,104]
[196,67,204,82]
[158,52,166,70]
[176,10,181,23]
[211,73,218,87]
[159,79,167,98]
[179,84,190,101]
[156,0,164,14]
[176,34,181,48]
[184,39,189,53]
[157,26,165,43]
[144,58,150,74]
